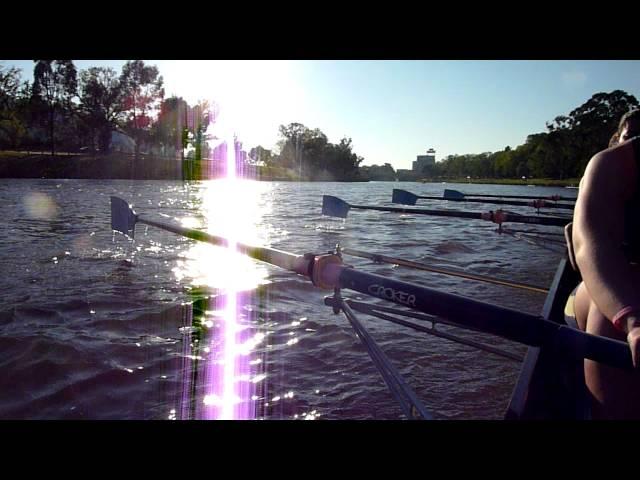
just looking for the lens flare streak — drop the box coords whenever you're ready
[202,133,255,420]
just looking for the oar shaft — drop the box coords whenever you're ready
[341,247,549,294]
[351,204,569,226]
[137,215,308,275]
[463,193,576,201]
[431,196,575,210]
[502,213,569,227]
[320,263,632,369]
[351,204,481,219]
[331,264,544,344]
[141,210,536,341]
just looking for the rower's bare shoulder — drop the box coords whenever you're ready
[582,142,636,192]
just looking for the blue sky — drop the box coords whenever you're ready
[5,60,640,170]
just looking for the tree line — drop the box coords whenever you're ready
[0,60,365,181]
[371,90,638,182]
[0,60,211,161]
[249,122,364,181]
[1,61,636,182]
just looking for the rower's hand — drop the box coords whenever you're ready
[626,316,640,368]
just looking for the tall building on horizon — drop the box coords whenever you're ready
[412,148,436,172]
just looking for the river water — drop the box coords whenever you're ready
[0,179,575,419]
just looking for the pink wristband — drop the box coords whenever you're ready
[611,306,640,332]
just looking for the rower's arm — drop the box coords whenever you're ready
[573,143,640,321]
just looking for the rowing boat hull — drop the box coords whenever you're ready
[505,256,587,419]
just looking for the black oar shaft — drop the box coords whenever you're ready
[422,196,575,209]
[351,204,481,219]
[351,204,569,227]
[322,264,632,370]
[504,213,568,227]
[333,265,544,344]
[463,193,576,201]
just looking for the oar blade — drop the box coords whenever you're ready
[392,189,419,205]
[110,196,138,238]
[443,189,465,200]
[322,195,351,218]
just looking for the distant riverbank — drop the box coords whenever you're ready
[0,152,295,181]
[0,151,185,180]
[0,152,580,186]
[0,152,368,182]
[421,177,580,188]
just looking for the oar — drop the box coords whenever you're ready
[392,189,574,210]
[112,195,430,419]
[110,196,310,275]
[110,196,632,370]
[322,195,570,227]
[340,247,549,294]
[444,189,577,202]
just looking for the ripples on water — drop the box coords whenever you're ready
[0,179,573,419]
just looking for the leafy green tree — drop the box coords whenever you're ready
[249,146,274,166]
[78,67,124,153]
[363,163,396,181]
[276,122,307,170]
[154,96,189,158]
[325,137,363,180]
[32,60,78,155]
[119,60,164,156]
[0,65,26,149]
[491,147,513,178]
[436,90,639,182]
[546,90,639,173]
[190,100,212,162]
[275,123,363,180]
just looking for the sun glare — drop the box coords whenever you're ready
[173,176,276,419]
[159,61,299,419]
[156,60,306,149]
[172,180,274,291]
